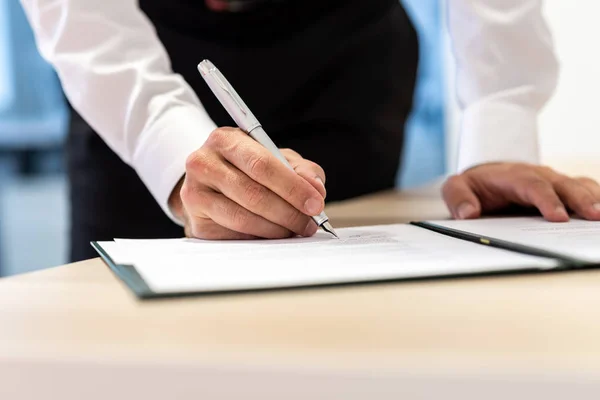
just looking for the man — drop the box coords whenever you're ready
[21,0,600,262]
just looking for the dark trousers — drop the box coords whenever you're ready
[67,0,419,262]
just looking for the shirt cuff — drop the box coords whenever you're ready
[132,105,217,226]
[456,102,541,173]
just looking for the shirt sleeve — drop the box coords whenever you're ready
[447,0,559,172]
[19,0,217,225]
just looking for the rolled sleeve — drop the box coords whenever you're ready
[20,0,217,225]
[448,0,559,173]
[457,101,539,172]
[134,105,216,225]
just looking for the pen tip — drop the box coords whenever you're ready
[321,221,339,239]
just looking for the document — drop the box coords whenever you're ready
[426,217,600,263]
[94,223,558,297]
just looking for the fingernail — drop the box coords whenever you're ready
[593,203,600,213]
[315,176,326,196]
[303,219,318,237]
[457,203,475,220]
[304,198,322,216]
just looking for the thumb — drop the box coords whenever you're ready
[442,175,482,220]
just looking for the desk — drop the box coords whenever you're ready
[1,185,600,399]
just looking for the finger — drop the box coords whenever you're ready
[441,175,482,219]
[188,189,296,239]
[212,129,325,217]
[576,177,600,204]
[291,160,326,198]
[210,161,318,237]
[281,148,326,197]
[187,218,258,240]
[181,185,259,240]
[282,149,325,183]
[553,177,600,220]
[280,148,303,162]
[512,177,569,222]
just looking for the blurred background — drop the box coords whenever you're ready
[0,0,596,276]
[0,0,69,276]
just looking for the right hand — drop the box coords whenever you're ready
[169,127,327,240]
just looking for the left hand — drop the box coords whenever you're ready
[442,163,600,222]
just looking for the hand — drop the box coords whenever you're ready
[442,163,600,222]
[169,127,327,240]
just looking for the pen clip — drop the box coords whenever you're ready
[212,71,248,117]
[199,60,261,132]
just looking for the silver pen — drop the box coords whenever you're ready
[198,59,339,238]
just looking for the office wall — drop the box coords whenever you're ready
[538,1,600,179]
[444,1,600,181]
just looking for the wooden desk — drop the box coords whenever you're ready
[1,185,600,399]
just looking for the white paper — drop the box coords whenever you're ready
[427,217,600,263]
[97,224,558,294]
[95,241,135,265]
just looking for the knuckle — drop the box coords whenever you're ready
[524,177,549,195]
[526,177,549,189]
[285,180,302,200]
[522,177,552,202]
[179,182,194,205]
[189,219,211,239]
[553,176,574,189]
[576,176,597,186]
[538,165,555,175]
[185,151,213,176]
[507,164,526,176]
[181,185,211,212]
[442,175,462,195]
[243,183,269,208]
[446,174,463,186]
[281,148,301,159]
[281,148,304,162]
[187,152,224,181]
[248,155,272,180]
[307,161,325,179]
[206,128,231,148]
[185,151,203,171]
[229,206,250,232]
[318,169,327,183]
[317,164,326,178]
[195,190,212,209]
[509,162,528,170]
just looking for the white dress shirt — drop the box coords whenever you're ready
[20,0,558,225]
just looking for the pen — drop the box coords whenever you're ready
[197,59,339,239]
